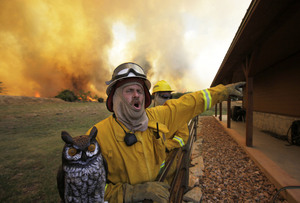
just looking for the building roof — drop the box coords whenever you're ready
[211,0,300,86]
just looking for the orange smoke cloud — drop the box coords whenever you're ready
[0,0,114,97]
[0,0,206,98]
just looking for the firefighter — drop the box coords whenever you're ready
[87,62,245,202]
[152,80,189,185]
[152,80,174,107]
[152,80,189,151]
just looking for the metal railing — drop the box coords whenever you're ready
[149,115,199,203]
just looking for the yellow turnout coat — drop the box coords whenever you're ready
[87,84,228,202]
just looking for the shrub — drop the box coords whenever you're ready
[55,89,78,102]
[98,97,104,103]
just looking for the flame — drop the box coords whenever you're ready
[87,96,97,102]
[35,92,41,98]
[78,95,97,102]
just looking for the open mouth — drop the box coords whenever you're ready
[133,101,141,110]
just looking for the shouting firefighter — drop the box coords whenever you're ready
[86,62,245,202]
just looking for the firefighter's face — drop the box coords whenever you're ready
[122,84,144,110]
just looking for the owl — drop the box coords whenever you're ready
[57,127,107,203]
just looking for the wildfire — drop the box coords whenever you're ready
[78,95,98,102]
[35,92,41,98]
[0,0,213,98]
[87,96,97,102]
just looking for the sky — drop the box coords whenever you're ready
[0,0,251,98]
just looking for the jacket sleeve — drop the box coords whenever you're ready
[147,84,228,138]
[165,124,189,151]
[104,182,125,202]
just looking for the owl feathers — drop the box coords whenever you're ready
[57,127,107,203]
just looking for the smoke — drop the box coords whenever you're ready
[0,0,250,97]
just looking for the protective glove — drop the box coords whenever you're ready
[225,82,246,98]
[123,181,170,203]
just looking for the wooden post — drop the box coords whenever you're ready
[215,104,217,117]
[246,77,253,147]
[227,97,231,128]
[219,102,222,121]
[243,52,256,147]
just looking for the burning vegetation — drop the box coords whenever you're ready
[55,89,103,103]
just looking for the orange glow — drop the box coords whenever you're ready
[78,95,97,102]
[35,92,41,98]
[87,96,97,102]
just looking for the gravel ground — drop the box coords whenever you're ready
[198,116,287,202]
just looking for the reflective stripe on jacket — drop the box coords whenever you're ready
[165,124,189,150]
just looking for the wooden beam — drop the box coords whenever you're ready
[215,104,217,117]
[219,102,222,121]
[227,98,231,128]
[243,53,254,147]
[246,77,253,147]
[242,58,248,76]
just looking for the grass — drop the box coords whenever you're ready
[0,101,111,202]
[0,99,226,202]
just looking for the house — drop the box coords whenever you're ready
[211,0,300,147]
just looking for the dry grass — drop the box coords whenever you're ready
[0,95,225,202]
[0,96,111,202]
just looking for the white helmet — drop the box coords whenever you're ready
[105,62,152,112]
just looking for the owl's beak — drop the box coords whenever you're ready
[81,152,87,162]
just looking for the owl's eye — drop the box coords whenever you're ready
[68,148,77,156]
[88,144,96,152]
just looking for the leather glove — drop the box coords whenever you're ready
[123,181,170,203]
[225,82,246,98]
